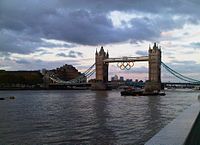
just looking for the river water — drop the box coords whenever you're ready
[0,89,199,145]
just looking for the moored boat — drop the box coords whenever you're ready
[121,87,166,96]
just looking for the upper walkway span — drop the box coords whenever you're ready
[104,56,149,63]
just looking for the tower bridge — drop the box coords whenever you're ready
[93,43,161,92]
[46,43,200,91]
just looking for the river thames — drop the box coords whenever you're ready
[0,89,199,145]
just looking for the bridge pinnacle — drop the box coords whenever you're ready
[106,50,109,57]
[99,46,105,55]
[153,42,157,49]
[95,48,98,55]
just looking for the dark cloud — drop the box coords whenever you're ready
[183,32,189,35]
[1,57,81,70]
[56,53,68,57]
[15,59,30,64]
[0,0,200,56]
[168,56,176,59]
[170,60,197,65]
[189,42,200,49]
[56,50,83,58]
[135,50,148,56]
[0,29,76,55]
[59,0,200,16]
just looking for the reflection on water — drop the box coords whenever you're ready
[91,91,116,145]
[0,89,198,145]
[141,95,162,144]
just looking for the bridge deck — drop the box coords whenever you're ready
[104,56,149,63]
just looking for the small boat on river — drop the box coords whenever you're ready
[121,87,166,96]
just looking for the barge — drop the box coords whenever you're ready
[121,87,165,96]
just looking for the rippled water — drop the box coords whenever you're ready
[0,89,199,145]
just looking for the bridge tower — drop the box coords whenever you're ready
[92,46,109,90]
[145,43,161,92]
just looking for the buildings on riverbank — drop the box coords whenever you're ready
[0,64,85,89]
[0,70,43,89]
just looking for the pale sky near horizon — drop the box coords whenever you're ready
[0,0,200,81]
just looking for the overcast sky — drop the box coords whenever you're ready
[0,0,200,81]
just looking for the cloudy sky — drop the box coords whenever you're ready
[0,0,200,81]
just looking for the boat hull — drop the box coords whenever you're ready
[121,90,166,96]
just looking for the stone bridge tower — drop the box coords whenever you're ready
[145,43,161,92]
[92,46,109,90]
[95,46,109,82]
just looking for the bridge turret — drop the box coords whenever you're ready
[145,42,161,92]
[95,46,109,82]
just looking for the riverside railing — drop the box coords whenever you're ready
[145,101,200,145]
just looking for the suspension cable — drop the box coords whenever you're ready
[161,61,200,83]
[162,64,195,83]
[83,63,95,75]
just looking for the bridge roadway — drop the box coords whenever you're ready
[163,82,200,86]
[104,56,149,63]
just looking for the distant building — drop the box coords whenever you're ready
[126,79,133,82]
[49,64,86,82]
[119,76,124,81]
[0,70,43,88]
[111,75,118,81]
[139,80,144,83]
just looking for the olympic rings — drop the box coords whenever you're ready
[117,62,134,70]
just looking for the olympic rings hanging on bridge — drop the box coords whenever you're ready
[117,62,134,70]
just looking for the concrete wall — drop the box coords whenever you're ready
[145,103,200,145]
